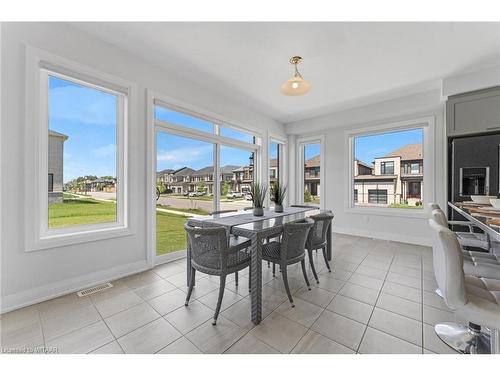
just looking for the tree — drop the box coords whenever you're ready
[304,190,312,203]
[221,181,230,196]
[197,181,206,193]
[156,182,167,194]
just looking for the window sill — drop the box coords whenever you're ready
[344,206,429,219]
[26,225,133,252]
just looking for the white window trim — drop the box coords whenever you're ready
[147,90,263,266]
[24,46,134,252]
[296,134,325,210]
[345,116,435,219]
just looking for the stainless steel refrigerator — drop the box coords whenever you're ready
[450,133,500,203]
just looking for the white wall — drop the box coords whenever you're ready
[0,23,284,313]
[286,89,447,246]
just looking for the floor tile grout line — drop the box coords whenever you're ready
[36,307,47,349]
[225,252,338,354]
[88,292,125,354]
[288,249,371,354]
[354,248,396,354]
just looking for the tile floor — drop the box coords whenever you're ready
[0,234,461,354]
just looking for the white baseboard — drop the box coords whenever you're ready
[1,260,149,314]
[334,226,432,247]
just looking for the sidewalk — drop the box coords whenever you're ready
[156,207,205,218]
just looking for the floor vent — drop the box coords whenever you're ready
[77,283,113,297]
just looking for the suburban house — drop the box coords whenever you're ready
[269,158,278,184]
[48,130,68,203]
[87,178,117,193]
[354,143,423,206]
[304,155,320,198]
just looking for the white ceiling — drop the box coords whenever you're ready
[72,22,500,124]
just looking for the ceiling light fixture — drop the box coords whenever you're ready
[280,56,311,96]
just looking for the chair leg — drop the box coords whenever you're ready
[308,249,319,283]
[301,259,311,290]
[235,271,239,286]
[248,264,252,292]
[322,246,331,272]
[213,274,226,325]
[185,267,196,306]
[272,263,276,277]
[281,265,294,307]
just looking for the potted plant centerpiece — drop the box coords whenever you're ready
[250,182,267,217]
[270,181,287,213]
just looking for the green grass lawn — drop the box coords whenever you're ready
[48,197,194,256]
[389,203,423,209]
[48,198,117,228]
[156,211,188,256]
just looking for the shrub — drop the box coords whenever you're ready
[304,191,312,203]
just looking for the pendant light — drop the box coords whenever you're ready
[280,56,311,96]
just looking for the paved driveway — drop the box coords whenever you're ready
[157,196,250,213]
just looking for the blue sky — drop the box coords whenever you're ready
[48,76,117,183]
[305,143,320,160]
[156,133,254,171]
[355,129,423,165]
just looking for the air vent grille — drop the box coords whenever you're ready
[77,282,113,297]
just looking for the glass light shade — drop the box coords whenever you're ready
[281,75,311,96]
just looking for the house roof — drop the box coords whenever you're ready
[355,159,373,170]
[157,168,175,176]
[174,167,195,176]
[233,165,252,172]
[385,143,423,161]
[221,165,240,174]
[49,130,69,140]
[305,155,320,168]
[270,158,278,168]
[191,166,214,176]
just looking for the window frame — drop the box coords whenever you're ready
[296,135,325,209]
[380,161,394,175]
[345,116,435,218]
[268,135,287,207]
[148,92,263,266]
[24,47,133,252]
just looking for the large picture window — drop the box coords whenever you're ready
[352,127,424,209]
[47,74,120,228]
[25,48,130,251]
[153,100,261,261]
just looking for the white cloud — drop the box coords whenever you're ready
[49,85,117,126]
[157,144,212,169]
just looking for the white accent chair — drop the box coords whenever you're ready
[428,219,500,353]
[429,203,490,251]
[429,208,500,279]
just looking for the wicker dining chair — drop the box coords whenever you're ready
[261,218,314,307]
[305,211,334,283]
[184,224,251,325]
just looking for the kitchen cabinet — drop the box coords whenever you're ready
[447,86,500,137]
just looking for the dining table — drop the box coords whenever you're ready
[448,201,500,252]
[185,206,331,324]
